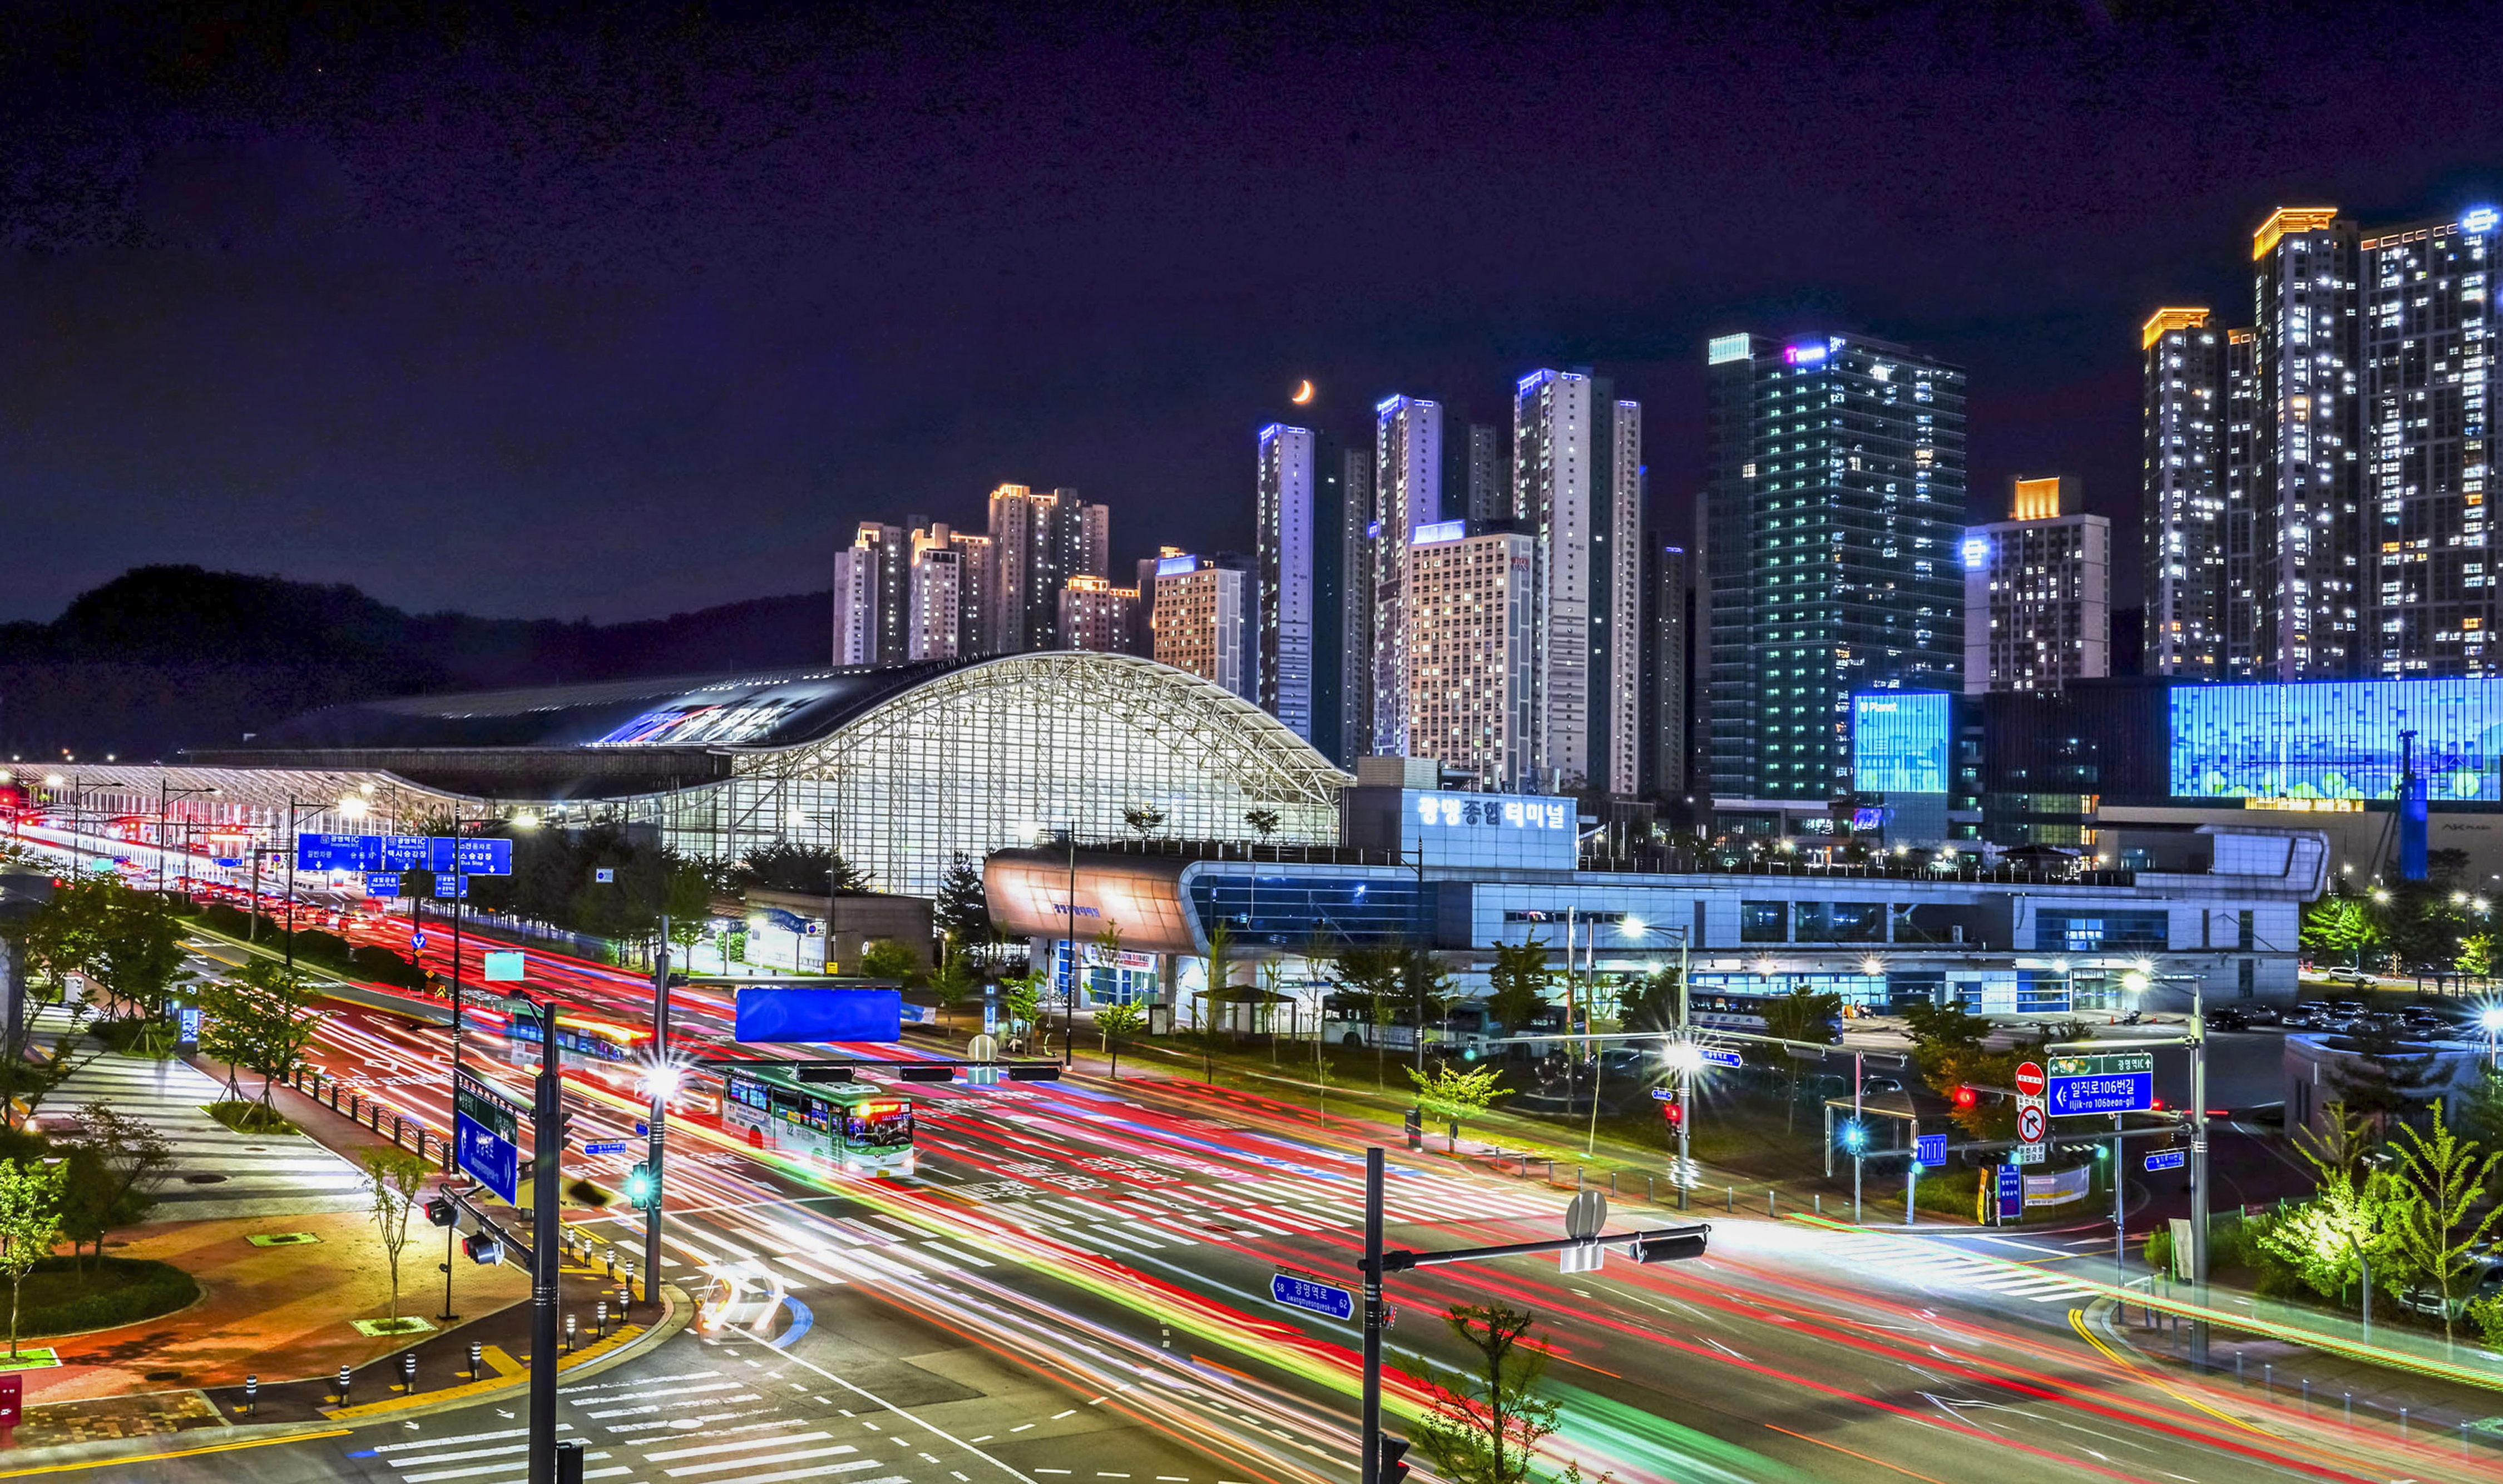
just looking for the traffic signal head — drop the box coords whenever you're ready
[424,1195,457,1228]
[1629,1230,1709,1264]
[1952,1085,1977,1110]
[1006,1064,1061,1082]
[463,1231,504,1266]
[624,1163,657,1210]
[1661,1099,1684,1127]
[1838,1120,1867,1152]
[1378,1436,1412,1484]
[899,1065,954,1083]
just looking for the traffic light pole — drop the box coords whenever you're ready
[644,917,669,1313]
[529,996,563,1484]
[1360,1147,1382,1484]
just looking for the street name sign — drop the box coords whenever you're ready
[1700,1047,1743,1070]
[2047,1051,2156,1116]
[1270,1272,1354,1322]
[454,1072,525,1205]
[583,1140,628,1156]
[2145,1149,2187,1173]
[294,833,515,877]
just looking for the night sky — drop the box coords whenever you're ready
[6,2,2497,625]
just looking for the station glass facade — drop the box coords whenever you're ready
[2170,676,2503,800]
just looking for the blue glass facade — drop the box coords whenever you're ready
[2034,911,2169,953]
[1188,873,1441,949]
[2171,677,2503,800]
[1852,691,1952,794]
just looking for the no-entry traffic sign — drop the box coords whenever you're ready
[2012,1061,2045,1098]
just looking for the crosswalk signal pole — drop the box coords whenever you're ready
[530,996,564,1484]
[1361,1146,1383,1484]
[645,917,669,1314]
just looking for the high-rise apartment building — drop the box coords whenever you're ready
[2248,208,2360,679]
[1338,449,1376,766]
[1256,424,1364,764]
[1371,396,1458,756]
[1704,332,1967,803]
[1961,477,2110,694]
[2361,209,2501,675]
[832,521,909,666]
[985,484,1110,654]
[2141,309,2227,678]
[1404,519,1536,789]
[906,521,991,660]
[1132,550,1175,656]
[1056,576,1140,654]
[1514,368,1642,793]
[1465,423,1509,520]
[1641,538,1689,798]
[1152,553,1254,701]
[2222,327,2260,676]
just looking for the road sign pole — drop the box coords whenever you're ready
[1361,1146,1383,1484]
[530,998,563,1484]
[645,917,669,1314]
[2113,1115,2125,1288]
[2189,987,2210,1370]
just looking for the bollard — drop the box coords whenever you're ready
[337,1363,352,1404]
[1768,1190,1777,1219]
[469,1340,482,1380]
[2234,1351,2243,1383]
[556,1438,587,1484]
[2402,1407,2409,1436]
[1576,1166,1585,1191]
[625,1261,636,1303]
[2303,1378,2310,1411]
[1610,1170,1618,1195]
[567,1313,578,1352]
[617,1284,630,1314]
[402,1351,417,1393]
[244,1374,258,1416]
[1647,1174,1655,1203]
[1727,1185,1734,1213]
[2344,1391,2351,1422]
[2263,1362,2272,1395]
[596,1299,607,1338]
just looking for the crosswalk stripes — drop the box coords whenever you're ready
[1821,1233,2098,1304]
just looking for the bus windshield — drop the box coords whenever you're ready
[844,1102,913,1149]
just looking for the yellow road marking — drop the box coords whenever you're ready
[2067,1307,2272,1438]
[1763,1423,1953,1484]
[0,1426,350,1476]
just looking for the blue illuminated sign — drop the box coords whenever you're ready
[2145,1149,2185,1173]
[1784,342,1828,365]
[1412,793,1569,830]
[1851,692,1951,795]
[1269,1272,1355,1322]
[295,833,378,872]
[2170,677,2503,802]
[1156,555,1200,577]
[1411,520,1467,546]
[1961,536,1990,569]
[1916,1134,1945,1166]
[2467,207,2499,235]
[365,873,402,899]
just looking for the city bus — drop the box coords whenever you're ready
[719,1065,916,1178]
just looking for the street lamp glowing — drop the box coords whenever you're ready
[43,774,63,788]
[1839,1120,1868,1152]
[1860,955,1884,976]
[511,812,541,829]
[337,795,367,818]
[2121,970,2150,995]
[642,1060,685,1102]
[2479,1006,2503,1035]
[2372,888,2391,904]
[1619,916,1648,939]
[1660,1042,1706,1074]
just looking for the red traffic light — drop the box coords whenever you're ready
[1952,1085,1977,1109]
[1660,1099,1684,1126]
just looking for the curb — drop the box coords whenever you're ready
[0,1283,691,1476]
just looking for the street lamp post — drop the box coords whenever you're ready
[643,918,673,1313]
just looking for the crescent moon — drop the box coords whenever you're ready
[1291,379,1315,405]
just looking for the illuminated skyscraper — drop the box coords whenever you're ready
[1256,424,1365,764]
[1704,332,1967,803]
[2141,309,2226,677]
[1153,553,1254,701]
[1056,576,1140,654]
[986,484,1110,654]
[832,521,908,666]
[907,521,990,660]
[1641,538,1689,798]
[2248,208,2361,679]
[1371,396,1456,756]
[1514,369,1642,793]
[2361,207,2502,675]
[1961,477,2110,694]
[1404,520,1536,789]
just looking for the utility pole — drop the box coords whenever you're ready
[1359,1147,1383,1484]
[283,798,300,972]
[644,916,669,1312]
[528,995,563,1484]
[2188,977,2210,1369]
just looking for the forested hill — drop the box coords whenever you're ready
[0,566,829,759]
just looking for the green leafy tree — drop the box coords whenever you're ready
[363,1145,433,1325]
[1002,969,1043,1053]
[2461,932,2495,984]
[731,840,871,895]
[58,1104,169,1274]
[2258,1168,2402,1307]
[859,938,923,985]
[2302,894,2377,968]
[1617,967,1681,1035]
[90,883,187,1025]
[1328,943,1404,1090]
[1415,1305,1575,1484]
[1095,998,1145,1079]
[2383,1105,2503,1341]
[933,854,992,952]
[0,1158,66,1358]
[199,959,322,1121]
[2297,1101,2381,1183]
[664,859,712,951]
[2460,1068,2503,1155]
[928,950,976,1032]
[1243,808,1281,843]
[1123,804,1167,840]
[1408,1062,1504,1150]
[1485,939,1554,1036]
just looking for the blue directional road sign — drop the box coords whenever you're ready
[1995,1164,2022,1220]
[364,873,402,899]
[212,858,242,869]
[2047,1052,2156,1116]
[1270,1272,1355,1322]
[428,837,513,876]
[1700,1047,1744,1070]
[295,833,380,872]
[1916,1134,1946,1166]
[2145,1149,2186,1173]
[583,1140,628,1157]
[379,835,433,870]
[454,1079,522,1205]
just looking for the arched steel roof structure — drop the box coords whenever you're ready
[33,652,1351,898]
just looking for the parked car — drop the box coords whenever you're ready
[2237,1003,2282,1027]
[2321,968,2375,989]
[2204,1006,2248,1031]
[1859,1075,1905,1095]
[2398,1260,2503,1320]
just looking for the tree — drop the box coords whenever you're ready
[2258,1168,2402,1308]
[58,1104,169,1274]
[2383,1105,2503,1342]
[2302,894,2377,968]
[1243,808,1280,843]
[1123,804,1167,840]
[0,981,101,1133]
[933,853,992,952]
[1416,1305,1564,1484]
[664,858,712,950]
[2297,1102,2381,1184]
[363,1145,433,1326]
[89,883,187,1027]
[199,959,322,1122]
[1617,967,1680,1035]
[0,1158,66,1359]
[1408,1062,1503,1150]
[928,950,977,1033]
[1095,998,1144,1079]
[733,841,871,895]
[1758,988,1843,1131]
[1002,970,1043,1053]
[859,938,923,985]
[1485,939,1554,1036]
[1327,943,1403,1090]
[2461,932,2495,985]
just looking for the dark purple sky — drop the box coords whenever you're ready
[5,2,2496,623]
